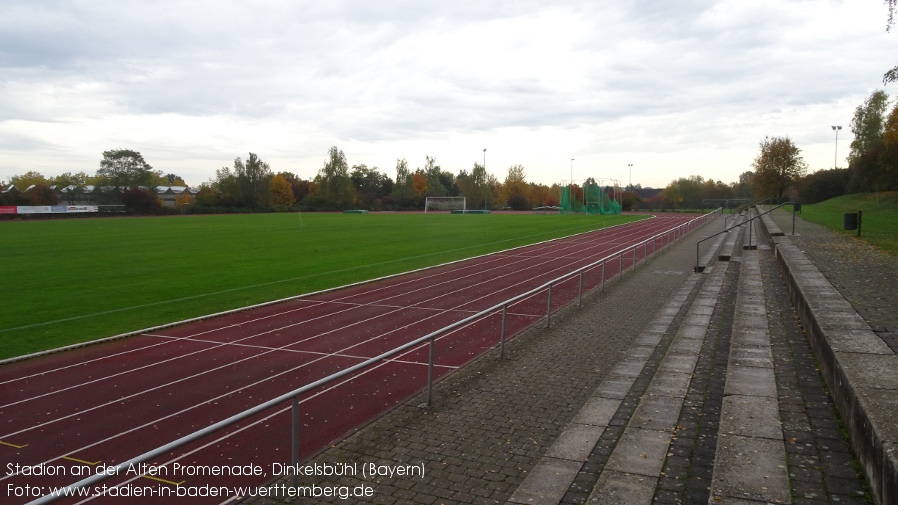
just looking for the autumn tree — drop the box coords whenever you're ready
[751,136,807,201]
[270,174,296,208]
[412,171,428,195]
[9,170,50,189]
[502,164,528,209]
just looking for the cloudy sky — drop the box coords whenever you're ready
[1,0,895,189]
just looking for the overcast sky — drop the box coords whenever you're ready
[1,0,895,189]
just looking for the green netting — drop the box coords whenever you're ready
[560,185,621,215]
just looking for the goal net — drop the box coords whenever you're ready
[424,196,467,213]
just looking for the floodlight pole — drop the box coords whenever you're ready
[628,163,633,188]
[831,126,841,169]
[483,149,487,210]
[571,158,575,209]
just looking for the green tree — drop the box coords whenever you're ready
[96,149,155,194]
[314,146,355,209]
[422,156,448,197]
[351,164,391,209]
[9,170,49,189]
[750,136,808,201]
[391,158,415,209]
[848,90,889,166]
[458,163,493,210]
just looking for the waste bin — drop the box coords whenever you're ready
[844,212,858,230]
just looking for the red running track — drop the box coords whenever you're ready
[0,214,704,504]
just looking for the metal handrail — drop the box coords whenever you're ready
[28,209,719,504]
[694,202,797,272]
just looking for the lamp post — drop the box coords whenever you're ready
[628,163,633,188]
[570,159,575,209]
[831,126,841,169]
[483,149,487,209]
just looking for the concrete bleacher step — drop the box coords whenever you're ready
[707,230,790,503]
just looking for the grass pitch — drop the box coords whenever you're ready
[1,212,644,359]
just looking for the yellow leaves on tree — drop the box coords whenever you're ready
[270,174,296,207]
[412,172,428,195]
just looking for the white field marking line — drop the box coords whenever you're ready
[1,219,636,335]
[0,333,223,387]
[0,245,566,438]
[12,218,687,486]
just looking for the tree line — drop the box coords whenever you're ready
[1,144,777,214]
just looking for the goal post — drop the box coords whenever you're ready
[424,196,467,214]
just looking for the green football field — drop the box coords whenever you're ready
[0,212,644,359]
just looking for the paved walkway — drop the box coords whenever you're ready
[243,211,888,505]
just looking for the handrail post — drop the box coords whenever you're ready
[602,260,606,293]
[546,284,553,327]
[618,252,623,280]
[500,304,508,358]
[425,335,435,407]
[291,395,300,486]
[632,246,636,272]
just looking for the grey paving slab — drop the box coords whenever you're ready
[629,396,683,431]
[710,434,790,504]
[604,428,672,477]
[720,395,783,439]
[545,424,607,461]
[723,364,777,397]
[506,457,582,505]
[585,470,656,505]
[569,396,621,427]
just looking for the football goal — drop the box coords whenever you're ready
[424,196,467,213]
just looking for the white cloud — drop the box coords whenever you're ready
[0,0,895,188]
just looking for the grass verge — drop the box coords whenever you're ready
[794,192,898,256]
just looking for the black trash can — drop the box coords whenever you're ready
[844,212,858,230]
